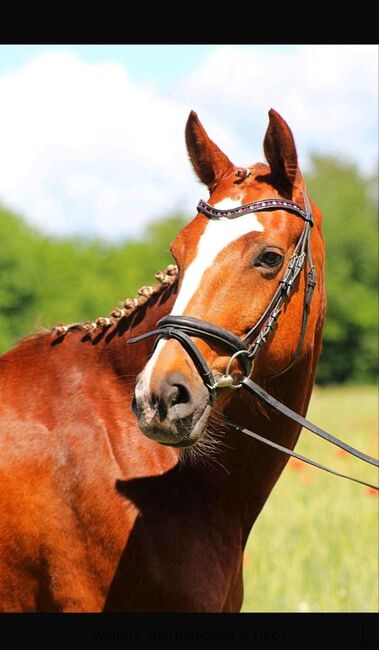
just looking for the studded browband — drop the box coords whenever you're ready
[196,197,313,224]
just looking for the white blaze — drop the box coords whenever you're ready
[139,197,265,390]
[171,197,264,315]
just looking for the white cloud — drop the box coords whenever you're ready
[0,46,376,240]
[0,52,212,238]
[175,45,378,174]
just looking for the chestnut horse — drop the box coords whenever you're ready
[0,109,326,612]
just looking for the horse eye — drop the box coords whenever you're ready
[255,250,283,269]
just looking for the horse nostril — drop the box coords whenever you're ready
[171,383,190,407]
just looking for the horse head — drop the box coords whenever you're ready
[133,109,325,447]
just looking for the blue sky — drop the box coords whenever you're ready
[0,45,295,83]
[0,44,376,240]
[0,45,217,81]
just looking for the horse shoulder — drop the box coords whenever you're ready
[0,336,143,610]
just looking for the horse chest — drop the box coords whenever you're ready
[102,491,243,612]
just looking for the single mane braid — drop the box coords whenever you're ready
[51,264,178,338]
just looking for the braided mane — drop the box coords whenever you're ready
[49,264,178,342]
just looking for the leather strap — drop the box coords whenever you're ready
[158,315,251,374]
[158,316,248,355]
[241,377,379,469]
[128,323,216,389]
[129,315,253,381]
[223,417,379,490]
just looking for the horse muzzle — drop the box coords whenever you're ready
[133,371,211,447]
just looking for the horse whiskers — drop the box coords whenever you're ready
[179,415,233,473]
[180,433,231,475]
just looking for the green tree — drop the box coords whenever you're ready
[306,156,378,384]
[0,207,186,353]
[0,207,41,349]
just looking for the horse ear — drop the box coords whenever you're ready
[263,109,304,199]
[185,111,234,190]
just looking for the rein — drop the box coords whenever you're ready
[129,196,379,490]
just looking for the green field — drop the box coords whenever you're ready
[241,385,378,612]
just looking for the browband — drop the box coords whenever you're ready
[197,197,313,224]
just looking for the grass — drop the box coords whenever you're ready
[241,385,378,612]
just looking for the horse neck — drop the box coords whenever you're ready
[205,343,321,546]
[101,275,321,543]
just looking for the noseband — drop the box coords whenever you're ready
[129,195,379,489]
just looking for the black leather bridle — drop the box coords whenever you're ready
[129,196,379,489]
